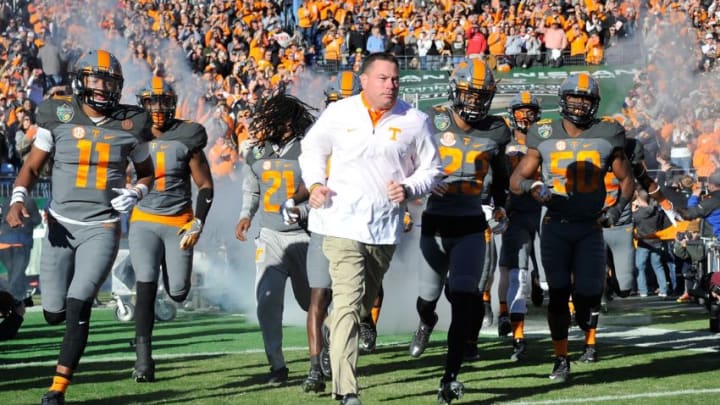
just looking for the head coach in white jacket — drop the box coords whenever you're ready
[299,52,442,405]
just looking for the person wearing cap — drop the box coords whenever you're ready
[677,171,720,240]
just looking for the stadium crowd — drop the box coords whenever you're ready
[2,0,720,403]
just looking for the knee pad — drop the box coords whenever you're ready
[44,310,66,325]
[548,288,571,315]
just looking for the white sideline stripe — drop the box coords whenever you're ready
[504,388,720,404]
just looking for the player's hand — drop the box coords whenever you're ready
[111,187,140,213]
[431,181,449,197]
[309,185,331,209]
[235,217,251,241]
[489,207,509,234]
[403,210,414,233]
[388,181,407,203]
[5,202,29,228]
[178,218,203,250]
[280,199,300,225]
[529,181,551,203]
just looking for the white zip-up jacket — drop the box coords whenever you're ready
[299,94,442,245]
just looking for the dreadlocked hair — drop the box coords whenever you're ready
[249,92,317,147]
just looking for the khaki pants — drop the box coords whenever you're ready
[322,236,396,397]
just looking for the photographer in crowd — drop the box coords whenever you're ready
[673,220,706,303]
[0,290,26,341]
[677,171,720,239]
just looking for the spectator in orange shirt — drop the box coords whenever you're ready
[208,134,239,181]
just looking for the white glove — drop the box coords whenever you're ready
[178,218,203,250]
[111,187,141,213]
[531,181,552,202]
[280,199,299,225]
[488,207,509,234]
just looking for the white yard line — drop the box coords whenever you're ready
[504,388,720,404]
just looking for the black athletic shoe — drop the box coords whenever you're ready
[133,337,155,382]
[510,338,527,362]
[266,366,289,386]
[409,313,438,358]
[437,380,464,405]
[579,345,597,363]
[320,323,332,378]
[358,322,377,354]
[40,391,65,405]
[549,356,570,382]
[302,367,326,393]
[497,314,511,336]
[482,301,493,328]
[339,393,362,405]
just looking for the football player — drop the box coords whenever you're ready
[496,91,543,361]
[235,93,316,386]
[129,76,214,382]
[510,72,634,382]
[5,50,155,405]
[409,58,510,404]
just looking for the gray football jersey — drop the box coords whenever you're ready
[138,120,208,215]
[246,140,305,232]
[526,117,625,221]
[425,105,511,216]
[36,96,152,222]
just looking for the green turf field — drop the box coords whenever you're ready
[2,296,719,405]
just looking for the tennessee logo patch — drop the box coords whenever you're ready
[434,113,450,131]
[56,104,74,123]
[538,124,552,139]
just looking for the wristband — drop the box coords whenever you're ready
[131,184,149,200]
[10,186,28,205]
[648,184,661,195]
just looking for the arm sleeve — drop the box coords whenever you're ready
[489,145,509,209]
[238,164,260,220]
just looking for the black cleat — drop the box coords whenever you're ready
[409,313,438,358]
[482,301,493,328]
[510,338,527,362]
[320,323,332,378]
[579,345,597,363]
[133,337,155,382]
[41,391,65,405]
[463,341,481,362]
[339,393,362,405]
[266,366,289,386]
[497,314,511,336]
[302,367,326,393]
[132,364,155,383]
[358,322,377,354]
[437,380,464,405]
[549,356,570,382]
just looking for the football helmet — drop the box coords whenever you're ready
[72,49,124,112]
[136,75,178,130]
[449,58,496,122]
[324,71,361,105]
[558,72,600,126]
[508,91,541,132]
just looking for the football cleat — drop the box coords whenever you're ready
[133,337,155,382]
[266,366,289,386]
[510,338,527,362]
[40,391,65,405]
[437,380,464,405]
[409,313,438,358]
[301,367,326,393]
[549,356,570,382]
[358,322,377,354]
[320,323,332,378]
[579,345,597,363]
[339,394,362,405]
[482,301,493,328]
[497,314,511,336]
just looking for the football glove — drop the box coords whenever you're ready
[178,218,203,250]
[488,207,509,234]
[280,199,300,225]
[111,187,141,213]
[403,210,414,233]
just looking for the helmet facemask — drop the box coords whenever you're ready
[511,107,540,132]
[559,93,598,127]
[75,70,124,112]
[139,94,177,130]
[450,81,495,123]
